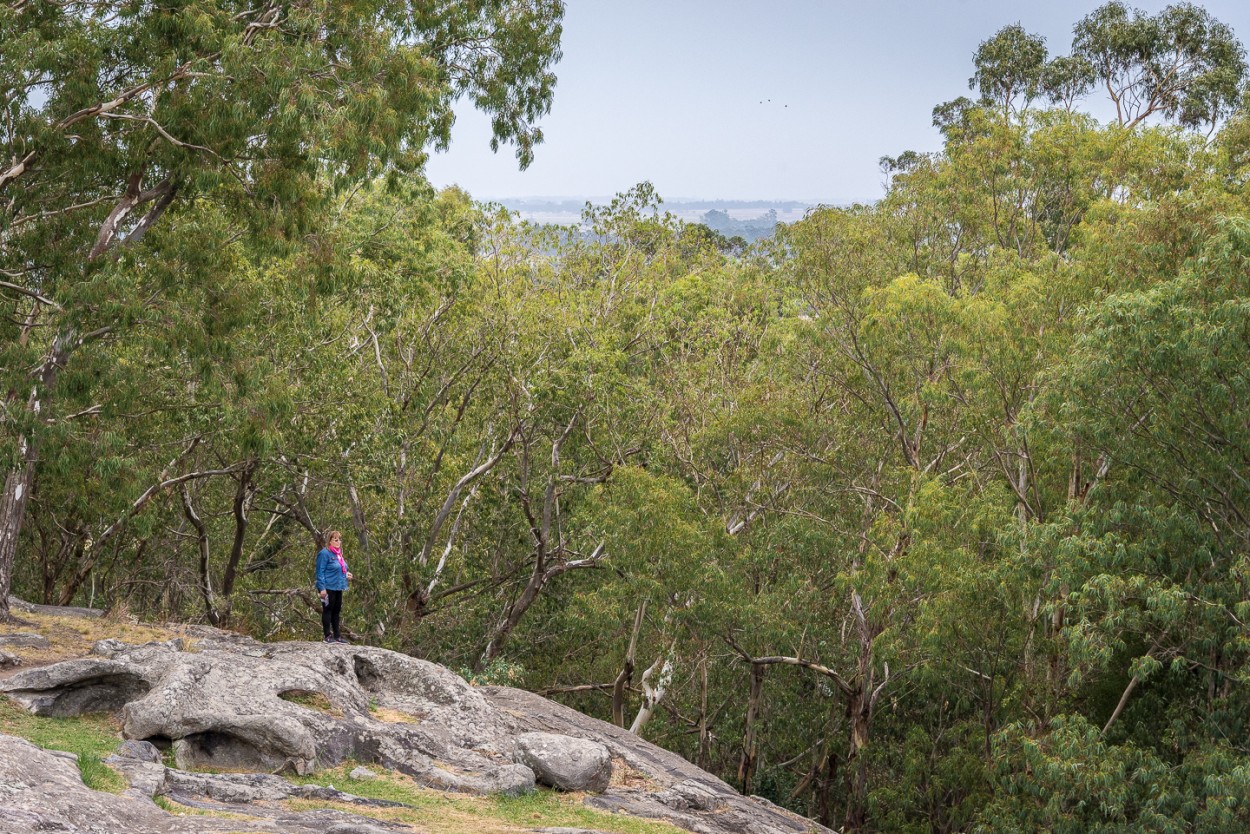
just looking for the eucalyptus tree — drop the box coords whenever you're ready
[978,217,1250,834]
[971,24,1050,117]
[954,4,1245,139]
[0,0,564,619]
[1072,1,1245,129]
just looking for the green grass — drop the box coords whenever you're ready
[277,689,342,716]
[489,789,682,833]
[0,695,126,793]
[288,762,684,834]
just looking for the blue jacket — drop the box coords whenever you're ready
[315,548,349,592]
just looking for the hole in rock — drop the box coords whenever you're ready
[353,656,383,693]
[22,673,152,716]
[174,730,289,772]
[143,735,172,751]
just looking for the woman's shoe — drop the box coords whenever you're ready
[324,636,335,643]
[335,636,350,644]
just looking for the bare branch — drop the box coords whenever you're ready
[0,281,61,310]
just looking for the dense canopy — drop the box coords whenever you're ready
[4,2,1250,832]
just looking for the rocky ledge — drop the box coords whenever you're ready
[0,626,828,834]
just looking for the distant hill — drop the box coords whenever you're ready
[493,197,823,240]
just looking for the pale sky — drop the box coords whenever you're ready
[424,1,1250,205]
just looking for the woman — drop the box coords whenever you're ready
[315,530,354,643]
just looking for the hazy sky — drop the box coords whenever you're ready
[424,1,1250,204]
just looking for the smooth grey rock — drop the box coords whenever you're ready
[349,766,376,780]
[4,732,412,833]
[515,731,612,792]
[485,686,832,834]
[0,649,19,668]
[3,633,831,834]
[0,657,153,715]
[324,825,394,834]
[167,769,302,803]
[7,595,102,619]
[105,755,167,799]
[94,638,129,655]
[663,778,729,812]
[118,739,164,763]
[4,639,532,793]
[0,632,50,649]
[0,733,228,833]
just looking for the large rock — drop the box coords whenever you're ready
[515,731,612,792]
[484,685,829,834]
[7,595,102,619]
[2,629,834,834]
[0,732,417,834]
[117,738,163,763]
[0,632,50,649]
[1,657,153,715]
[0,634,533,794]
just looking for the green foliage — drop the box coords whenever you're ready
[1073,2,1247,128]
[460,658,527,687]
[7,6,1250,834]
[971,24,1050,115]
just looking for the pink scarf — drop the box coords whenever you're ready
[329,545,348,582]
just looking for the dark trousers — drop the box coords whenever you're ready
[321,590,343,638]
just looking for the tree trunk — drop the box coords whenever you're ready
[844,685,870,833]
[697,653,711,768]
[347,475,370,560]
[612,599,646,727]
[0,457,36,621]
[0,331,74,620]
[221,459,257,598]
[478,564,546,669]
[817,748,838,828]
[629,645,675,734]
[181,484,221,626]
[738,662,766,794]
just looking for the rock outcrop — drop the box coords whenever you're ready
[0,632,50,649]
[485,685,824,834]
[515,731,613,792]
[0,732,420,834]
[4,631,533,793]
[0,626,830,834]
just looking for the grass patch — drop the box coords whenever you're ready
[277,689,342,717]
[490,790,682,833]
[0,695,125,792]
[287,762,684,834]
[369,704,423,724]
[0,609,194,667]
